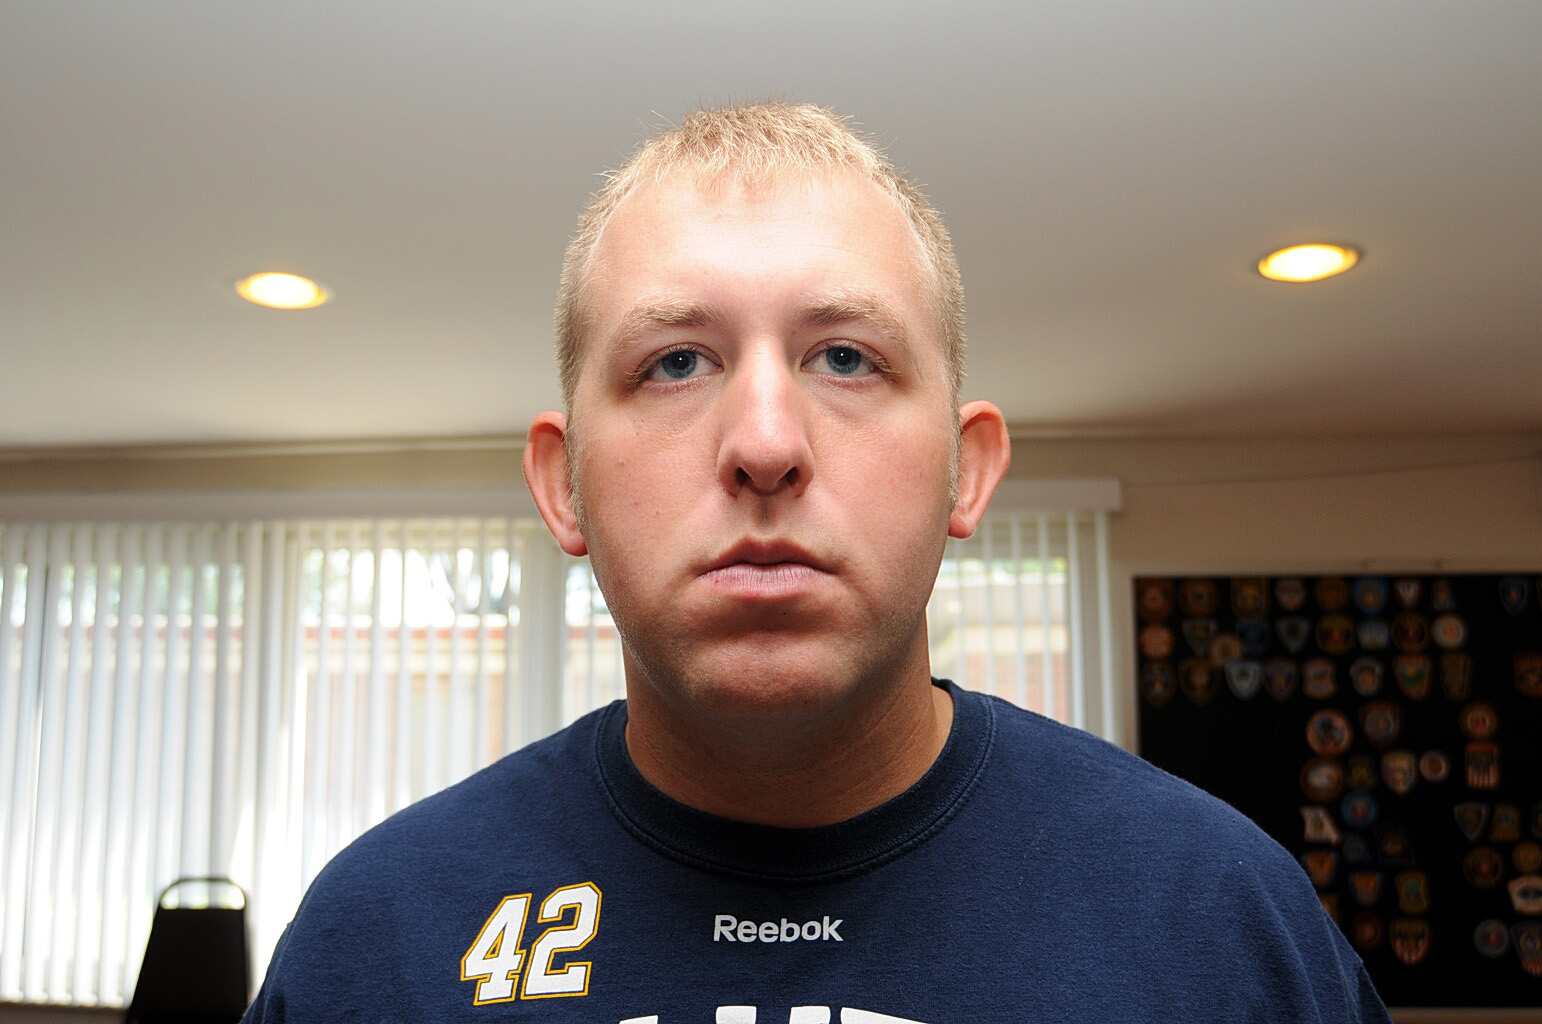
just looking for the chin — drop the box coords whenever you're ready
[637,634,916,728]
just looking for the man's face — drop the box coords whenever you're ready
[567,170,960,724]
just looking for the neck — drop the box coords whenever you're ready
[622,652,953,829]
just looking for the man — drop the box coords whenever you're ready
[244,103,1390,1022]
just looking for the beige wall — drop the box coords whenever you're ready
[0,438,523,494]
[1014,432,1542,569]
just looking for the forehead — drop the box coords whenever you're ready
[581,169,937,342]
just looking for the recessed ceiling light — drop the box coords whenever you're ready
[236,271,330,309]
[1256,243,1360,283]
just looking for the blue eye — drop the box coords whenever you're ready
[647,350,711,382]
[660,351,697,378]
[816,346,873,377]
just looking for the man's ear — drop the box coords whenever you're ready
[948,400,1012,539]
[523,411,589,556]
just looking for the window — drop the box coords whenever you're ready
[0,500,1116,1007]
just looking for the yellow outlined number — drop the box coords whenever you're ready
[461,882,602,1004]
[461,894,532,1004]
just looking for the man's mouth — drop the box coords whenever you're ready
[699,539,834,598]
[703,539,831,574]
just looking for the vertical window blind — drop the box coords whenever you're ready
[0,507,1115,1007]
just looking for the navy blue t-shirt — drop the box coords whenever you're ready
[245,681,1390,1022]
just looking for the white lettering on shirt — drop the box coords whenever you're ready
[711,915,844,944]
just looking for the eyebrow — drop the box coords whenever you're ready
[604,292,913,352]
[607,300,725,354]
[796,293,911,347]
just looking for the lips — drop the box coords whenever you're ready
[702,539,832,575]
[698,539,834,600]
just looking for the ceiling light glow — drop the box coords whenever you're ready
[236,272,329,309]
[1256,244,1360,283]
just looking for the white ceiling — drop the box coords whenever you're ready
[2,1,1539,448]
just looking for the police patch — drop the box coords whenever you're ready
[1275,577,1307,612]
[1381,750,1417,796]
[1499,576,1532,617]
[1430,613,1467,650]
[1349,657,1384,697]
[1136,579,1175,622]
[1459,701,1499,741]
[1439,653,1473,701]
[1231,577,1268,620]
[1391,613,1429,653]
[1224,660,1262,700]
[1263,659,1298,702]
[1302,850,1339,888]
[1306,709,1353,756]
[1350,912,1384,952]
[1276,617,1311,655]
[1357,619,1391,651]
[1179,579,1219,617]
[1463,847,1504,890]
[1208,633,1242,668]
[1513,922,1542,977]
[1396,870,1430,914]
[1302,658,1336,700]
[1140,662,1177,708]
[1181,617,1217,657]
[1507,875,1542,916]
[1179,659,1217,706]
[1393,655,1432,701]
[1236,620,1271,658]
[1138,624,1175,660]
[1516,652,1542,699]
[1418,750,1450,784]
[1454,802,1491,843]
[1393,578,1423,610]
[1341,791,1379,829]
[1353,577,1388,615]
[1359,700,1401,749]
[1389,917,1431,966]
[1301,758,1346,803]
[1473,918,1509,959]
[1302,805,1341,845]
[1491,804,1521,843]
[1349,870,1384,907]
[1466,741,1501,789]
[1315,615,1356,656]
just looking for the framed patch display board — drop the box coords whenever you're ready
[1134,573,1542,1007]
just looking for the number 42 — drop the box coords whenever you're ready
[461,882,603,1004]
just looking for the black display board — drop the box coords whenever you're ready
[1134,574,1542,1007]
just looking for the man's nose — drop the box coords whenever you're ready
[716,348,814,497]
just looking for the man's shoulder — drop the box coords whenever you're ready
[970,690,1293,867]
[309,702,615,892]
[963,691,1388,1021]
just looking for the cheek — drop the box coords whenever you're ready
[831,436,955,585]
[835,413,956,506]
[575,428,706,539]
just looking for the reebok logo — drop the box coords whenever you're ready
[713,914,844,944]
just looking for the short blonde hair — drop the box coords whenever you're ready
[554,101,965,407]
